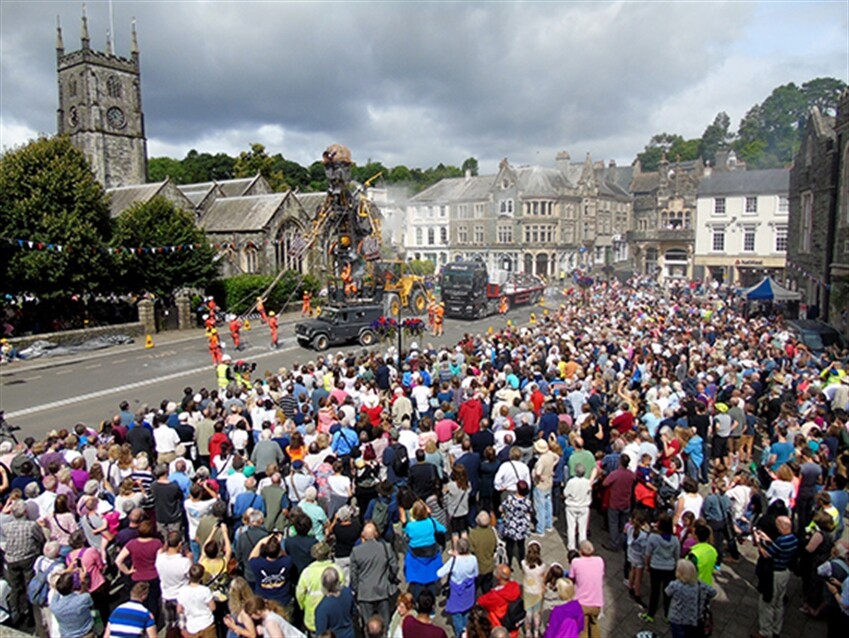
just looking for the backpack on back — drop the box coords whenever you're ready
[371,499,390,535]
[28,560,61,606]
[392,444,409,478]
[503,589,526,631]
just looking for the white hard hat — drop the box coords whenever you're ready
[222,354,232,362]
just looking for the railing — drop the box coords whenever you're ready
[626,228,695,242]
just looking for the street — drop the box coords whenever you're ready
[0,300,553,440]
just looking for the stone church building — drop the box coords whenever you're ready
[55,12,324,279]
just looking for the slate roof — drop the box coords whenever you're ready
[609,166,634,194]
[594,168,631,199]
[630,173,660,194]
[410,161,634,204]
[293,192,327,218]
[514,165,570,196]
[697,169,789,197]
[201,193,290,233]
[179,183,219,206]
[106,181,168,218]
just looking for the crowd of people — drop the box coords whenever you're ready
[0,277,848,638]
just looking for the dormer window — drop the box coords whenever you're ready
[501,179,510,190]
[499,199,514,216]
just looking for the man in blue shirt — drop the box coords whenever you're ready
[48,573,94,638]
[754,516,798,638]
[248,534,294,611]
[104,581,157,638]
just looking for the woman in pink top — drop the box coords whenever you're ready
[39,494,78,556]
[66,529,110,625]
[317,397,337,434]
[568,540,605,638]
[115,519,164,625]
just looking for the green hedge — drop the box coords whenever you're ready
[208,271,320,315]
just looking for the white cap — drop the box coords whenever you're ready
[222,354,232,362]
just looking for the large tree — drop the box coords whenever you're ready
[0,135,113,297]
[234,143,286,191]
[698,112,733,166]
[111,196,217,298]
[735,78,846,168]
[636,133,700,172]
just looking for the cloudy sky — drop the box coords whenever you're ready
[1,1,847,174]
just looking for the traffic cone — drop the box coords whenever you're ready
[145,335,154,349]
[244,319,251,331]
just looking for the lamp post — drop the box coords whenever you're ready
[396,299,403,366]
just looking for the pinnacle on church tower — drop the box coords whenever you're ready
[106,30,113,55]
[56,16,64,58]
[130,18,139,61]
[80,3,90,50]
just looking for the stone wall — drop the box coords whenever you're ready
[6,321,144,350]
[787,112,837,317]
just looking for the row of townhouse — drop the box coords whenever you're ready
[403,153,632,280]
[403,150,791,287]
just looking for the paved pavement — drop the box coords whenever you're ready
[498,510,829,638]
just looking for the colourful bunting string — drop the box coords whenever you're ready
[0,236,297,255]
[785,260,831,290]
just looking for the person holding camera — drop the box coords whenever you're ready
[247,532,294,619]
[48,572,94,638]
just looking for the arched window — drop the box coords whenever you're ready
[277,221,305,273]
[243,246,258,274]
[107,75,122,98]
[665,249,688,262]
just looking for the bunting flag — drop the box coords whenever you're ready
[785,261,831,290]
[2,235,309,254]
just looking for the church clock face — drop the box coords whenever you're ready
[106,106,126,130]
[67,106,79,128]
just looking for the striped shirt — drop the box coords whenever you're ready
[767,533,799,571]
[107,601,156,638]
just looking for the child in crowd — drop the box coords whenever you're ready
[625,510,650,606]
[521,541,547,638]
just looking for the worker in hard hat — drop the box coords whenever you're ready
[433,302,445,337]
[264,310,279,349]
[216,354,233,389]
[229,315,243,351]
[208,327,223,365]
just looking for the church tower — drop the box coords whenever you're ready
[56,9,147,188]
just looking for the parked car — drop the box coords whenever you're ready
[786,319,848,353]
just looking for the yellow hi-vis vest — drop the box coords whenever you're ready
[216,363,230,389]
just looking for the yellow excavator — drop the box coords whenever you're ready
[380,260,434,317]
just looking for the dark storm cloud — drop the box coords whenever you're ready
[1,1,846,171]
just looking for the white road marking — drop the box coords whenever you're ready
[23,375,42,381]
[182,346,194,351]
[5,345,297,418]
[85,364,102,369]
[113,358,127,364]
